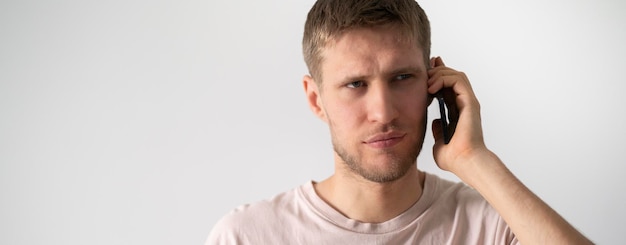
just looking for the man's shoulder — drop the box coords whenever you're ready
[425,173,495,215]
[206,183,309,244]
[215,184,303,224]
[422,173,517,243]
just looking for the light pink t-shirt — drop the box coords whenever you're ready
[207,173,519,244]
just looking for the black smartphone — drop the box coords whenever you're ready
[434,91,454,144]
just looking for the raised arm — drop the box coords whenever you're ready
[427,56,593,245]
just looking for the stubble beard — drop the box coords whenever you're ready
[331,118,427,183]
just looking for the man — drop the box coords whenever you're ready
[207,0,592,244]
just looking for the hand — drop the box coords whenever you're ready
[427,57,593,245]
[427,57,488,176]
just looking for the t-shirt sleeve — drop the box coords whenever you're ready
[205,213,242,245]
[494,211,520,245]
[204,189,300,244]
[450,182,520,245]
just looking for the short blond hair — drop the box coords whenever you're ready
[303,0,431,82]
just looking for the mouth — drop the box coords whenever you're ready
[363,132,406,149]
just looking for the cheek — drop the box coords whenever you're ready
[326,100,364,129]
[322,99,365,143]
[398,84,429,115]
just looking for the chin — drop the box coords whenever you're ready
[347,152,417,183]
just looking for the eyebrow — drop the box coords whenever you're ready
[388,66,425,76]
[340,66,425,83]
[340,73,369,83]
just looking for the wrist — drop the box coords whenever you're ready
[451,148,506,188]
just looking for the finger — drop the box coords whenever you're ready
[429,69,473,90]
[435,56,445,67]
[427,68,464,88]
[427,72,476,99]
[427,65,459,77]
[427,73,471,95]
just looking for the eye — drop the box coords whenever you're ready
[395,74,413,80]
[346,81,365,88]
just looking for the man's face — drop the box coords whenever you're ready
[313,25,429,183]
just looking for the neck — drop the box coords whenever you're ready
[314,160,425,223]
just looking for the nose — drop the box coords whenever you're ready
[366,83,399,125]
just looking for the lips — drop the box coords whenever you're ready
[363,132,406,148]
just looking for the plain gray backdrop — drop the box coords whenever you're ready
[1,0,625,244]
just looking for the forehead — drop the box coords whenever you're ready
[320,25,425,82]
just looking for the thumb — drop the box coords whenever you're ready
[431,118,444,144]
[431,118,447,169]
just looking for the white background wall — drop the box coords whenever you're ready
[1,0,624,244]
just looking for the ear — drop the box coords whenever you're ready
[303,75,328,123]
